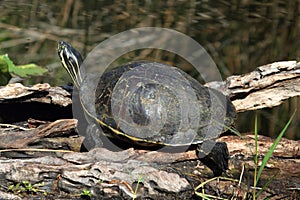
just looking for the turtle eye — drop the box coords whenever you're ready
[68,56,73,63]
[67,55,76,65]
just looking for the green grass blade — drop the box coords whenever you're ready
[253,114,259,199]
[256,111,296,184]
[194,177,238,199]
[194,192,228,200]
[256,170,279,197]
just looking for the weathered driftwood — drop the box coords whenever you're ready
[0,83,72,123]
[0,61,299,115]
[0,130,299,199]
[0,60,299,199]
[0,83,71,106]
[205,60,300,112]
[0,119,82,151]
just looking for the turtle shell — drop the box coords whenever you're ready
[93,61,236,146]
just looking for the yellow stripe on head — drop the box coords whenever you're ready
[58,41,83,88]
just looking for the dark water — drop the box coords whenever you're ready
[0,0,299,139]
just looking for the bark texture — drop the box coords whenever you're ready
[0,61,299,199]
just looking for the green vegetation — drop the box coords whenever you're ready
[132,173,143,200]
[195,176,238,199]
[0,54,47,85]
[253,111,296,199]
[80,189,91,197]
[8,181,47,196]
[195,111,295,199]
[0,0,299,139]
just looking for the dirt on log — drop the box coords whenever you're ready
[0,61,299,199]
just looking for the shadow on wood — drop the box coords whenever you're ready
[0,61,299,199]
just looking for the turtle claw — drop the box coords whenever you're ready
[196,142,229,177]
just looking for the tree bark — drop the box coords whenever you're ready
[0,61,299,199]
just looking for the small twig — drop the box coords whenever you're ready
[0,148,73,153]
[238,164,244,187]
[0,123,31,131]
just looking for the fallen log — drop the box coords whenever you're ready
[0,60,299,199]
[205,60,300,112]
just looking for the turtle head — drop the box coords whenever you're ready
[58,41,83,88]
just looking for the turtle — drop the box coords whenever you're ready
[58,41,236,176]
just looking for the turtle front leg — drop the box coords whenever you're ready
[196,141,229,176]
